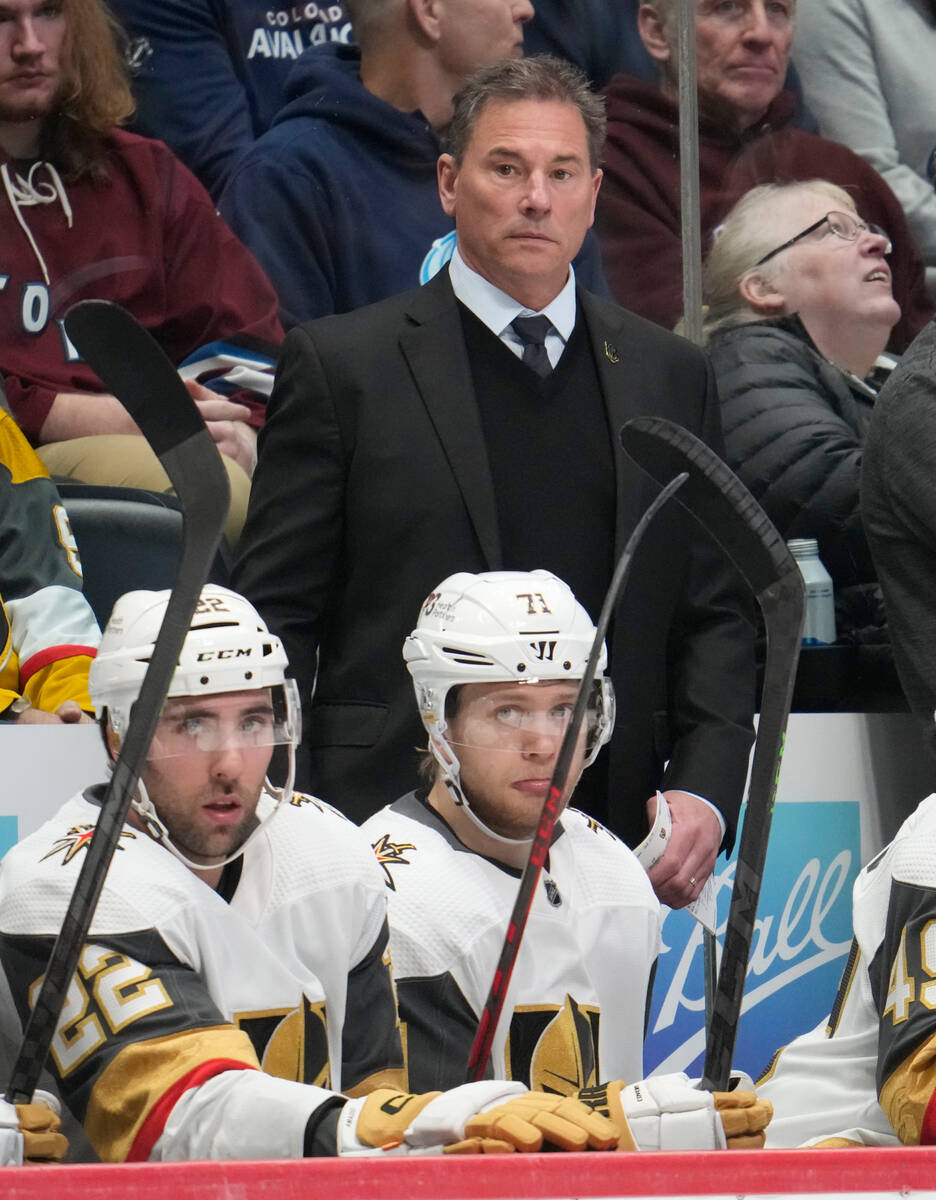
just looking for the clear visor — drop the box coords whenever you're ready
[444,681,602,755]
[147,678,300,760]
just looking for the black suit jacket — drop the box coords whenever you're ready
[233,269,755,847]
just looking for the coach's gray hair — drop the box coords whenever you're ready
[701,179,855,339]
[445,55,606,171]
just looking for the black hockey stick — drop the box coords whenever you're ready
[619,415,805,1093]
[5,300,230,1104]
[466,470,689,1082]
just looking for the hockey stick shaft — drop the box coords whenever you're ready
[465,470,689,1082]
[619,416,804,1092]
[701,571,802,1090]
[5,301,230,1104]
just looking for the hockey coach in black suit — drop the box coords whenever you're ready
[232,54,755,909]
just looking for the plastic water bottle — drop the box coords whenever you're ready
[787,538,836,645]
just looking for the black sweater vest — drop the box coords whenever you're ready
[459,303,616,628]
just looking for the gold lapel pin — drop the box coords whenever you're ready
[604,340,620,364]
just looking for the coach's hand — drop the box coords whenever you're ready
[646,791,721,908]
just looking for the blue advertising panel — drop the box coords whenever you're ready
[0,816,17,861]
[644,801,861,1079]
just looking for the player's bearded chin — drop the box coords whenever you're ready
[186,807,260,861]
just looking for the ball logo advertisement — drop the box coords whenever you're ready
[644,801,860,1079]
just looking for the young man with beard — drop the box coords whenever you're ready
[0,0,283,542]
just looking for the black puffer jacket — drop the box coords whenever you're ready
[710,314,879,591]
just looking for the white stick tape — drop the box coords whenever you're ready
[633,790,672,871]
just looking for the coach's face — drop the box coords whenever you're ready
[437,97,602,312]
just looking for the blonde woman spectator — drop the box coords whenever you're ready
[702,180,899,633]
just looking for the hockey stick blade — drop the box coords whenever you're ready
[466,469,689,1082]
[5,300,230,1104]
[620,415,805,1092]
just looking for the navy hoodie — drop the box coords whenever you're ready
[112,0,353,199]
[219,42,607,326]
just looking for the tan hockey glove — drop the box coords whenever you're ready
[575,1074,773,1151]
[0,1091,68,1164]
[336,1081,619,1156]
[16,1094,68,1163]
[460,1089,619,1152]
[713,1087,773,1149]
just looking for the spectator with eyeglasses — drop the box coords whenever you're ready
[699,179,899,647]
[596,0,932,354]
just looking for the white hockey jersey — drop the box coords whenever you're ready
[360,792,661,1093]
[761,792,936,1147]
[0,786,402,1162]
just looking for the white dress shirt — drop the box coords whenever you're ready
[447,247,576,370]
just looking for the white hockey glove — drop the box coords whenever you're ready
[575,1074,772,1151]
[0,1090,68,1165]
[337,1081,620,1156]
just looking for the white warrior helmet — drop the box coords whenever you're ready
[404,570,614,843]
[89,584,300,869]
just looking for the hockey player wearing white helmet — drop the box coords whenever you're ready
[402,568,615,865]
[88,583,303,881]
[0,583,626,1161]
[361,571,772,1151]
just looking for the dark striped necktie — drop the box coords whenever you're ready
[510,314,553,378]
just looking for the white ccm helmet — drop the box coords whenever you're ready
[404,570,615,843]
[89,584,300,869]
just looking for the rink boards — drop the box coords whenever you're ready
[4,1145,936,1199]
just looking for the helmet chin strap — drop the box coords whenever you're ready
[431,734,535,849]
[129,742,297,874]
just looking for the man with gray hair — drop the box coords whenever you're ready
[595,0,932,352]
[233,54,756,910]
[218,0,602,325]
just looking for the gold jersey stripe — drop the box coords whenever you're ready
[85,1024,260,1161]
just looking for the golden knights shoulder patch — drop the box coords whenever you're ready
[42,825,136,865]
[371,834,417,891]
